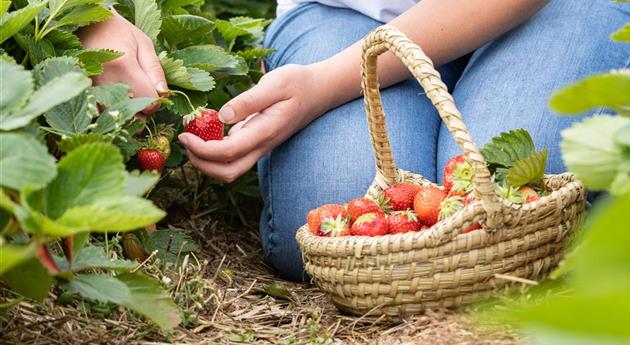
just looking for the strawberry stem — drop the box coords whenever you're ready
[168,90,196,114]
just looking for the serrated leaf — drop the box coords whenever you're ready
[134,0,161,41]
[237,47,274,60]
[611,23,630,42]
[0,244,36,275]
[52,4,111,29]
[93,97,155,133]
[89,83,131,107]
[63,273,129,303]
[65,246,135,272]
[0,133,57,190]
[13,33,56,66]
[0,61,34,117]
[70,48,123,76]
[170,45,241,72]
[1,72,91,130]
[159,52,214,91]
[33,56,84,84]
[0,1,47,44]
[58,133,113,152]
[561,115,630,190]
[124,170,159,196]
[215,18,249,44]
[46,28,82,51]
[41,143,125,219]
[56,195,165,231]
[161,14,214,47]
[480,129,536,168]
[550,71,630,114]
[506,150,547,188]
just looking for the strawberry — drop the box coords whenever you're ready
[495,183,525,204]
[439,196,481,233]
[518,186,540,203]
[347,197,384,224]
[153,135,171,159]
[443,155,473,196]
[387,210,424,234]
[413,185,447,226]
[307,204,348,236]
[321,215,351,237]
[137,148,165,173]
[350,212,388,236]
[383,183,422,211]
[183,108,224,141]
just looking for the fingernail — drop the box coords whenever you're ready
[178,134,188,146]
[219,106,234,123]
[156,81,169,93]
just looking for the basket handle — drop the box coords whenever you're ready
[361,25,503,228]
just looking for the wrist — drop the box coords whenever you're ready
[308,56,362,114]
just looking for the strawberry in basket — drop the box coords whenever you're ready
[307,204,349,237]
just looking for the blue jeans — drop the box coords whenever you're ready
[258,1,630,282]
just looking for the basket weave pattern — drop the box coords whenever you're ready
[295,26,586,317]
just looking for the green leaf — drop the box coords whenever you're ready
[1,258,54,300]
[41,143,125,218]
[71,48,123,76]
[0,1,10,16]
[65,246,135,272]
[0,61,34,122]
[93,97,155,133]
[0,133,57,190]
[52,4,111,29]
[33,56,84,84]
[161,14,214,47]
[0,243,36,275]
[506,150,547,188]
[160,52,214,91]
[116,272,181,330]
[0,1,47,44]
[56,195,165,231]
[170,45,242,73]
[561,115,630,190]
[134,0,161,41]
[611,23,630,42]
[46,29,83,51]
[140,227,199,264]
[58,133,113,153]
[63,273,130,303]
[215,18,249,44]
[236,47,274,60]
[124,170,159,196]
[614,123,630,147]
[550,71,630,114]
[1,72,91,130]
[480,129,537,168]
[89,83,131,107]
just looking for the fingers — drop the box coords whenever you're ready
[218,73,287,124]
[135,32,168,94]
[187,148,261,183]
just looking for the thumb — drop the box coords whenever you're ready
[219,74,287,124]
[136,34,168,93]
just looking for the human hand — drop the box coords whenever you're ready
[178,63,333,183]
[77,11,167,113]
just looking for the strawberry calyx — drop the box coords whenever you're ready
[320,214,350,237]
[439,195,464,221]
[450,160,474,195]
[495,183,525,204]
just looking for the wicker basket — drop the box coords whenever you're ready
[295,26,587,318]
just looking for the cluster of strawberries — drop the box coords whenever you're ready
[307,155,540,237]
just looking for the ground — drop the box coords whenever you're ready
[0,166,525,345]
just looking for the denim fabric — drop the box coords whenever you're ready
[258,1,630,282]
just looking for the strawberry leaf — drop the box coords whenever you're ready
[69,48,123,76]
[611,22,630,43]
[0,1,10,16]
[124,170,159,196]
[134,0,162,42]
[92,97,156,133]
[89,83,131,107]
[0,1,47,44]
[549,71,630,114]
[56,246,136,272]
[58,133,113,153]
[161,14,214,47]
[159,52,215,92]
[480,129,537,168]
[0,243,36,275]
[169,45,244,73]
[0,133,57,190]
[1,258,53,300]
[506,149,547,188]
[52,4,111,29]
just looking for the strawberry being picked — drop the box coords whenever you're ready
[387,210,425,234]
[307,204,348,236]
[383,183,422,211]
[413,185,447,226]
[443,155,473,197]
[350,212,388,236]
[347,197,385,224]
[183,108,224,141]
[137,148,165,173]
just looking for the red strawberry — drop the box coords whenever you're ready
[350,212,388,236]
[137,148,165,173]
[306,204,347,236]
[321,215,350,237]
[518,186,540,203]
[383,183,422,211]
[387,210,424,234]
[347,197,384,224]
[443,155,473,196]
[413,185,447,226]
[183,108,224,141]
